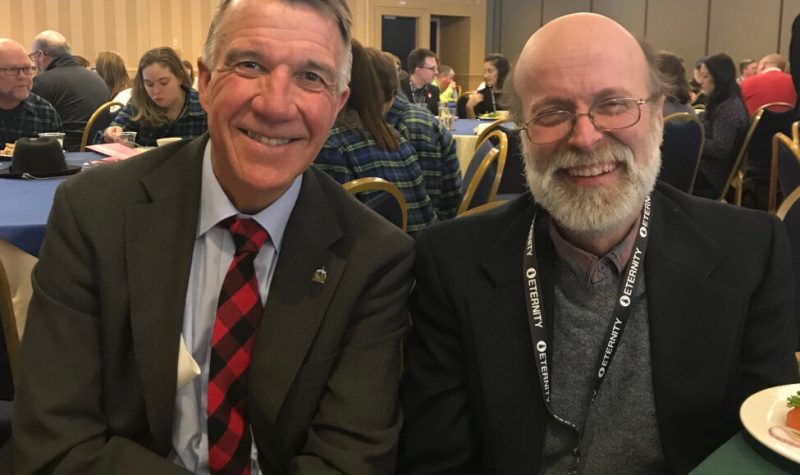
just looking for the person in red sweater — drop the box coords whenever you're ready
[740,53,797,115]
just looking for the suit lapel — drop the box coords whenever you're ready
[126,138,205,452]
[470,196,550,471]
[248,169,345,426]
[645,189,745,468]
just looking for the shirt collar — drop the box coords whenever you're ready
[197,139,301,252]
[547,214,640,284]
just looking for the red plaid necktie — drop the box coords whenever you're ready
[208,216,269,475]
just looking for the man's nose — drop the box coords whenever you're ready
[566,113,604,150]
[252,71,293,118]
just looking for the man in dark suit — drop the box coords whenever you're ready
[12,1,413,474]
[400,48,440,116]
[29,30,109,151]
[400,13,798,475]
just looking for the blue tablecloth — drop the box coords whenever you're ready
[0,152,102,256]
[453,118,481,136]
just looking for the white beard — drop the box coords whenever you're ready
[523,120,662,234]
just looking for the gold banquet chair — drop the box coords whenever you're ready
[660,112,704,193]
[80,101,125,152]
[767,128,800,213]
[343,177,408,232]
[719,102,794,206]
[457,130,508,216]
[457,200,508,218]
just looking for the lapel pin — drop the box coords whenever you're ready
[312,266,327,284]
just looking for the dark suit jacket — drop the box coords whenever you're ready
[31,55,110,151]
[400,80,440,117]
[399,184,799,474]
[12,135,414,474]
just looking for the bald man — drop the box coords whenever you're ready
[0,39,61,145]
[30,30,108,151]
[399,13,798,475]
[740,53,797,115]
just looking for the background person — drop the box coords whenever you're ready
[0,38,61,145]
[400,48,440,115]
[656,51,695,116]
[95,51,132,108]
[693,53,749,198]
[315,40,436,235]
[461,52,509,118]
[101,46,206,147]
[29,29,109,150]
[436,64,458,105]
[375,49,463,222]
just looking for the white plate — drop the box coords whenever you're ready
[740,383,800,464]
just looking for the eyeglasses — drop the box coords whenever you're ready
[0,66,37,77]
[419,65,438,73]
[27,51,43,61]
[519,97,650,145]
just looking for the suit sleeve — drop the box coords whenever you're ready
[12,184,191,475]
[288,235,415,475]
[398,230,477,474]
[738,215,800,400]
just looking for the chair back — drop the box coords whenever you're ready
[768,130,800,212]
[456,200,508,218]
[0,259,17,400]
[660,112,704,193]
[343,177,408,231]
[719,102,794,203]
[458,130,507,215]
[80,101,125,151]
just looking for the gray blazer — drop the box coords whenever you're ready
[13,135,414,474]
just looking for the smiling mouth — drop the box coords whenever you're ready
[246,130,292,146]
[562,162,619,178]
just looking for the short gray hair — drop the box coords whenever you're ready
[33,30,71,58]
[201,0,353,92]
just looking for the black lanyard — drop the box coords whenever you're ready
[523,195,652,472]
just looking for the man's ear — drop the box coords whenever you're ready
[197,58,211,112]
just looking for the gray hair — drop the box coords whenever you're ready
[201,0,353,93]
[32,30,71,58]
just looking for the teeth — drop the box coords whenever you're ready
[247,130,290,146]
[566,162,616,177]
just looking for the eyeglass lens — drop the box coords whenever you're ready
[523,98,644,144]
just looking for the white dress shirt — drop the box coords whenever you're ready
[170,140,301,473]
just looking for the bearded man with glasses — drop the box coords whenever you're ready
[0,39,61,146]
[400,13,799,475]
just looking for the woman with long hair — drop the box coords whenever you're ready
[461,52,510,118]
[95,51,132,107]
[694,53,749,198]
[101,47,206,147]
[314,40,435,234]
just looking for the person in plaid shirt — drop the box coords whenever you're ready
[374,54,462,221]
[101,47,206,147]
[315,40,435,235]
[0,39,62,146]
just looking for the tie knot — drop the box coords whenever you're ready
[222,216,269,254]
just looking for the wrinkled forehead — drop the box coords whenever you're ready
[515,17,649,105]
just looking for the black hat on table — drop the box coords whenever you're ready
[0,137,80,179]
